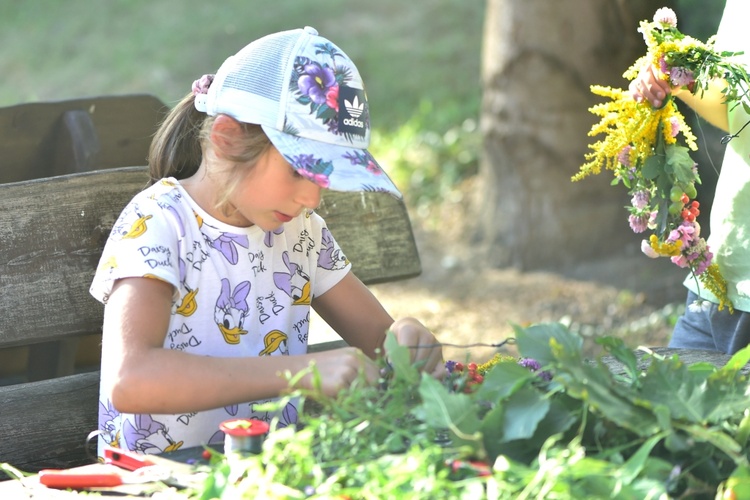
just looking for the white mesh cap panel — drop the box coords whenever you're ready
[221,31,299,106]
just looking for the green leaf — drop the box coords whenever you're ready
[717,344,750,377]
[554,359,660,436]
[415,375,482,449]
[641,154,664,180]
[639,355,750,425]
[384,332,419,385]
[501,387,551,441]
[665,144,697,184]
[513,322,583,366]
[618,432,667,485]
[596,336,640,386]
[474,361,534,403]
[676,423,742,460]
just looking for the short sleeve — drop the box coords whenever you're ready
[90,195,182,304]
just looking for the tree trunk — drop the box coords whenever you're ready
[476,0,678,271]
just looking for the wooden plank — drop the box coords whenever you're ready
[0,167,150,349]
[0,168,420,349]
[317,191,421,284]
[0,94,167,183]
[0,371,99,476]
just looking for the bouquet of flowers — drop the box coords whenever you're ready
[574,7,750,313]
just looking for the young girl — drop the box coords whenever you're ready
[91,26,444,455]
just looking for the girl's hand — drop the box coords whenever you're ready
[390,317,445,379]
[296,347,381,397]
[629,63,675,108]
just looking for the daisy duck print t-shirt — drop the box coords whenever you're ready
[90,178,350,456]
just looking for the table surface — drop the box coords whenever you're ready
[0,446,215,498]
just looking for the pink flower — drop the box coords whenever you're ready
[669,116,680,137]
[631,191,650,210]
[617,145,633,167]
[654,7,677,28]
[669,67,695,87]
[629,213,649,233]
[668,222,696,247]
[641,239,659,258]
[325,85,339,112]
[671,254,689,268]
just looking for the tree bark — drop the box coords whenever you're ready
[476,0,678,271]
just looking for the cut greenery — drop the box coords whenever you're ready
[194,324,750,499]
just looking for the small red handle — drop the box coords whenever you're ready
[103,447,153,471]
[39,469,123,489]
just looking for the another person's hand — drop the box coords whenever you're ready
[630,64,675,108]
[390,317,445,378]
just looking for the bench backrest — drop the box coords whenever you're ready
[0,166,421,475]
[0,94,169,383]
[0,94,168,183]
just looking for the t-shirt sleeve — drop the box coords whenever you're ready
[90,196,182,304]
[310,213,352,297]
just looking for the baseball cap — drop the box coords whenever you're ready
[194,26,401,198]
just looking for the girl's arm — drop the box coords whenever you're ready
[312,271,444,377]
[101,276,380,415]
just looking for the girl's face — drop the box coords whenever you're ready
[223,146,322,230]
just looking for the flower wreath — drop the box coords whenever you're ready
[574,7,750,313]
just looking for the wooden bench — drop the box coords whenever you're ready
[0,166,422,477]
[0,94,169,383]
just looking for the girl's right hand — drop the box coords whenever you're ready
[630,64,674,108]
[297,347,381,397]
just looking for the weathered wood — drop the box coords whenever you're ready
[0,95,167,380]
[318,191,422,285]
[0,164,422,474]
[0,167,150,348]
[0,371,99,476]
[0,169,420,350]
[0,94,167,183]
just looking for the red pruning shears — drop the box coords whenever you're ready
[39,448,171,490]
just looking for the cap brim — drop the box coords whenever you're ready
[262,125,402,199]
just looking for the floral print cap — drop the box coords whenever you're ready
[195,26,401,198]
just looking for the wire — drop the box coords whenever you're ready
[407,338,516,349]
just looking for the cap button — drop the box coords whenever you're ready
[303,26,318,36]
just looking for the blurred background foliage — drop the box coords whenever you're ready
[0,0,727,208]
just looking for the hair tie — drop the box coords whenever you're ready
[192,74,215,96]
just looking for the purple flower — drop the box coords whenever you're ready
[669,67,695,87]
[631,191,650,210]
[617,145,633,167]
[629,213,649,233]
[445,360,457,373]
[297,62,336,105]
[518,358,552,380]
[518,358,541,371]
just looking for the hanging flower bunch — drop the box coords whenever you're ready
[574,7,750,313]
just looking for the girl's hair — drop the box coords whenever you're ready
[148,93,273,214]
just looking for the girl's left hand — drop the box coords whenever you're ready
[390,317,445,378]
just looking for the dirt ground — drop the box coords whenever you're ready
[353,184,691,365]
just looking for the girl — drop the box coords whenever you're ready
[629,0,750,354]
[92,26,443,455]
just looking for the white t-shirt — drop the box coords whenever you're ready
[91,178,350,455]
[683,0,750,311]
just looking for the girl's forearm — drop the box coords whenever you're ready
[105,349,314,414]
[674,80,730,133]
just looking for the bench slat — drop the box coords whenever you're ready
[0,94,167,183]
[0,371,99,475]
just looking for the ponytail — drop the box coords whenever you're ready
[147,93,210,185]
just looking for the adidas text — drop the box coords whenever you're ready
[343,117,364,128]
